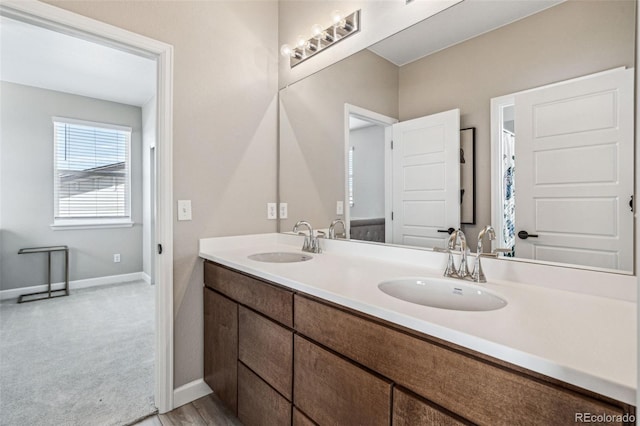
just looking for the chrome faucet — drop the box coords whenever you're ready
[470,226,496,283]
[444,229,470,279]
[293,220,322,253]
[328,219,346,239]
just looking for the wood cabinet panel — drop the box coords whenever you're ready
[393,387,469,426]
[294,295,626,426]
[293,335,391,426]
[203,288,238,414]
[238,306,293,400]
[238,362,291,426]
[292,408,316,426]
[204,261,293,327]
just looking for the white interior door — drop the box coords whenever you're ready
[514,68,634,271]
[392,109,460,248]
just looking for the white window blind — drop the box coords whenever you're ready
[53,118,131,220]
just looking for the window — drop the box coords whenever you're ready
[52,117,132,228]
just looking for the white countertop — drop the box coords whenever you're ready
[199,233,637,405]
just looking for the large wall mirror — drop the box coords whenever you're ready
[279,0,636,273]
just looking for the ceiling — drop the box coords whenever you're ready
[0,16,156,107]
[369,0,564,66]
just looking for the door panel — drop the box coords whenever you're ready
[392,109,460,248]
[514,68,633,271]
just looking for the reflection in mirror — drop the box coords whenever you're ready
[278,0,636,272]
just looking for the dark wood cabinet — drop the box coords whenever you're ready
[294,335,392,426]
[393,387,469,426]
[203,260,635,426]
[294,294,629,426]
[292,408,316,426]
[203,287,238,414]
[204,261,293,327]
[238,306,293,399]
[237,362,291,426]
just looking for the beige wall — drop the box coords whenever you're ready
[399,0,635,247]
[279,49,398,231]
[44,0,279,387]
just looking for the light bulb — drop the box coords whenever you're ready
[296,35,309,50]
[311,24,323,39]
[331,10,343,25]
[280,44,292,57]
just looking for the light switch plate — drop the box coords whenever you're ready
[336,201,344,215]
[279,203,288,219]
[267,203,277,219]
[178,200,192,221]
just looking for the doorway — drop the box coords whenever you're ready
[0,0,174,418]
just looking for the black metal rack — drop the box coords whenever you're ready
[17,246,69,303]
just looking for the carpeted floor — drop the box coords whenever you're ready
[0,280,156,426]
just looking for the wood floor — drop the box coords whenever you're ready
[132,394,242,426]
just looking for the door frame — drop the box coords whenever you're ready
[343,104,397,241]
[0,0,175,413]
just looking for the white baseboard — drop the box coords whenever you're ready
[173,379,212,409]
[0,272,145,301]
[142,272,152,285]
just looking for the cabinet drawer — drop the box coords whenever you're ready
[203,288,238,414]
[294,295,626,425]
[238,362,291,426]
[294,335,391,426]
[239,306,293,399]
[204,261,293,327]
[393,387,468,426]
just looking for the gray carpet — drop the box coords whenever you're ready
[0,281,156,426]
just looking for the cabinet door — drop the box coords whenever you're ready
[239,306,293,399]
[294,335,391,426]
[238,362,291,426]
[393,388,468,426]
[203,288,238,414]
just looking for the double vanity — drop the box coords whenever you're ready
[199,232,636,425]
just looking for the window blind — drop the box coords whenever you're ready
[53,119,131,220]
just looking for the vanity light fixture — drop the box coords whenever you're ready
[280,9,361,68]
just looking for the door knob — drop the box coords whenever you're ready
[437,228,455,235]
[517,230,538,240]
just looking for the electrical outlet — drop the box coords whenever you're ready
[336,201,344,215]
[279,203,288,219]
[267,202,277,219]
[113,254,121,263]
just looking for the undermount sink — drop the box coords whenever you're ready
[248,252,313,263]
[378,277,507,312]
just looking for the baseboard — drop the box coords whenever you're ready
[0,272,145,301]
[142,272,152,285]
[173,379,212,409]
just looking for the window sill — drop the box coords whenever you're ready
[50,220,135,231]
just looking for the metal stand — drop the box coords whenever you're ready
[17,246,69,303]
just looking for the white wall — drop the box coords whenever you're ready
[44,0,280,388]
[0,81,143,290]
[350,125,385,220]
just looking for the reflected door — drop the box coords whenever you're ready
[514,68,634,271]
[391,109,460,248]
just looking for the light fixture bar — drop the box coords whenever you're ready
[287,10,361,68]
